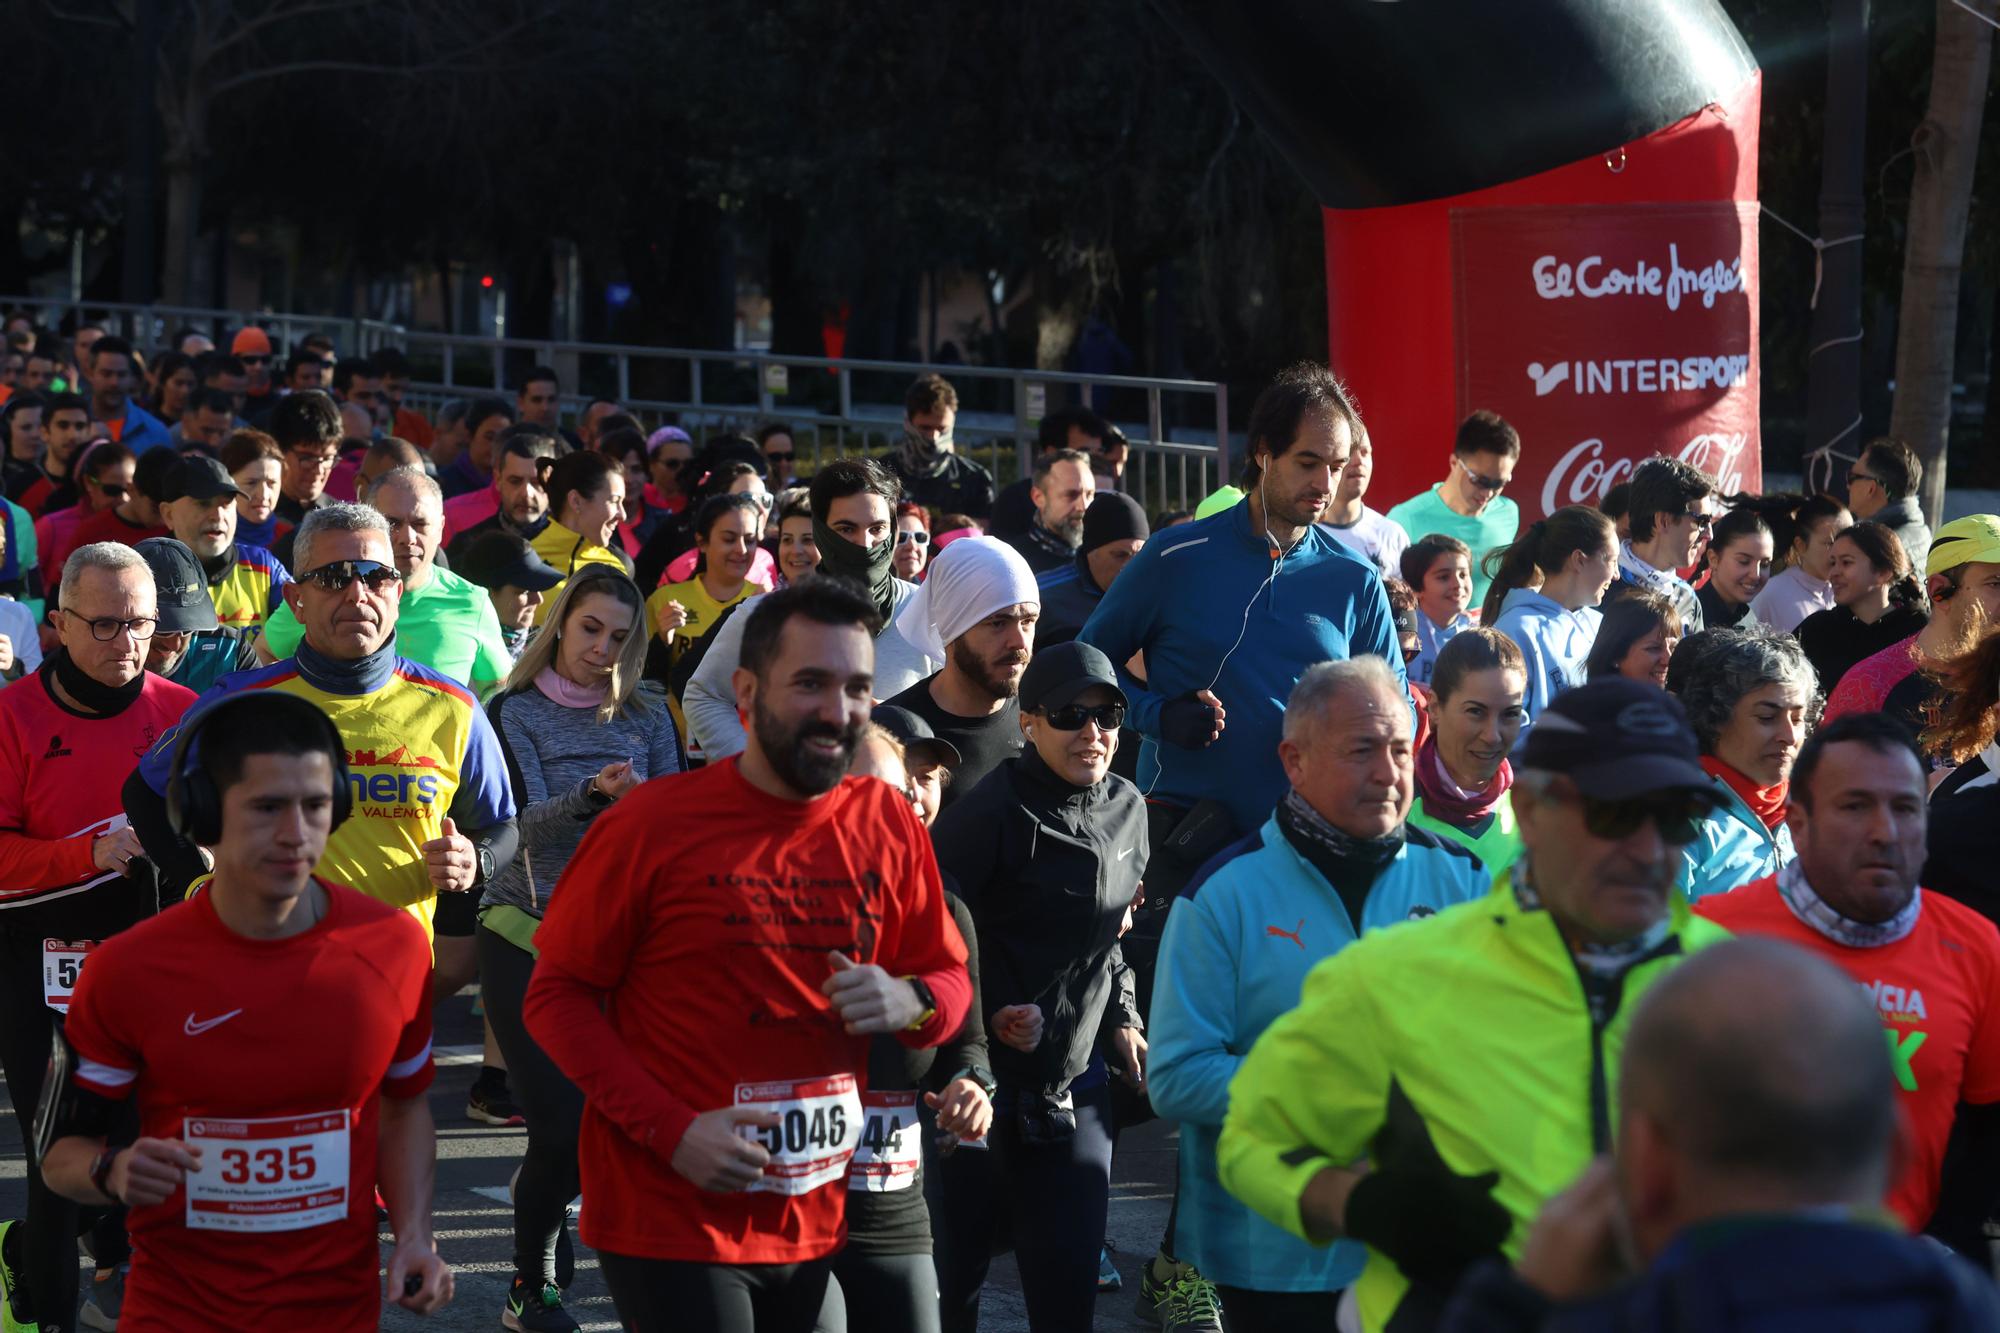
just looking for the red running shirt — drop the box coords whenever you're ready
[1697,875,2000,1228]
[525,760,970,1264]
[65,883,434,1332]
[1820,633,1923,723]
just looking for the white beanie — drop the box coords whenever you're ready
[893,536,1041,662]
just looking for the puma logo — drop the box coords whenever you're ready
[1266,918,1306,951]
[1526,360,1570,397]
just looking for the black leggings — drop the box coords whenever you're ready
[599,1251,840,1333]
[476,925,584,1286]
[935,1080,1114,1333]
[828,1250,940,1333]
[0,928,85,1330]
[1215,1285,1344,1331]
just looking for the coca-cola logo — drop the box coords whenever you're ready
[1540,433,1750,516]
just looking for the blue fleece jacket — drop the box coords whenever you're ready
[1148,815,1489,1293]
[1078,500,1406,832]
[1488,588,1601,725]
[1680,772,1794,901]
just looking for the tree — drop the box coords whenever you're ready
[1888,0,1993,522]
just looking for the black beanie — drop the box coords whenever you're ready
[1081,491,1150,553]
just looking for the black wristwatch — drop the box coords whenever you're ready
[584,777,614,811]
[903,976,938,1031]
[89,1147,121,1203]
[948,1064,999,1099]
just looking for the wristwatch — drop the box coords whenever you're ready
[902,976,938,1031]
[948,1064,998,1099]
[584,778,613,811]
[89,1147,121,1204]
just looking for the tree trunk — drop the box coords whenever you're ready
[1889,0,1993,524]
[1807,0,1868,499]
[159,156,200,308]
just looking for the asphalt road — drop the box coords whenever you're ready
[0,988,1177,1332]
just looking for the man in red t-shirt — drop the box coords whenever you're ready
[0,542,196,1332]
[42,691,449,1331]
[1697,712,2000,1249]
[525,578,972,1332]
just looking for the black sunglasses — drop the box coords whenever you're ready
[1457,458,1508,491]
[1041,702,1125,732]
[299,558,403,593]
[765,449,795,463]
[92,481,129,500]
[1574,790,1712,846]
[1846,468,1880,488]
[239,355,271,366]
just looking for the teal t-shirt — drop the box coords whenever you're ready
[1384,483,1520,603]
[262,564,513,693]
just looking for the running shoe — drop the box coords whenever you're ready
[502,1276,580,1333]
[1134,1253,1178,1325]
[1097,1240,1122,1291]
[467,1079,526,1127]
[79,1263,127,1330]
[0,1220,33,1333]
[1158,1271,1225,1333]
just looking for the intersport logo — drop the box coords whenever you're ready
[1526,355,1750,398]
[1541,433,1750,516]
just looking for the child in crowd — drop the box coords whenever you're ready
[1401,533,1474,688]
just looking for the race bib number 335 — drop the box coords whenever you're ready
[183,1110,351,1232]
[733,1074,860,1196]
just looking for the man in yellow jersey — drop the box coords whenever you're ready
[158,454,293,633]
[123,502,518,934]
[1217,678,1728,1332]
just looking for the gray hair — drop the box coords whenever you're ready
[368,465,443,511]
[60,542,153,610]
[1675,625,1820,754]
[293,501,391,574]
[1283,656,1410,744]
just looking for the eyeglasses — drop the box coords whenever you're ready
[1457,458,1509,492]
[63,610,156,641]
[1041,702,1125,732]
[90,481,129,500]
[765,450,795,463]
[1565,789,1712,845]
[299,559,403,592]
[287,450,339,470]
[239,356,270,366]
[1673,509,1719,532]
[896,530,930,547]
[1847,468,1880,489]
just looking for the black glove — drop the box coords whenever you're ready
[1159,691,1220,749]
[1343,1165,1513,1288]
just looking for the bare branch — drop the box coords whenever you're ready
[203,0,379,64]
[41,0,126,29]
[206,19,531,100]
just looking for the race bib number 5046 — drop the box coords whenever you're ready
[733,1074,860,1196]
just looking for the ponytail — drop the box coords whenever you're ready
[1888,572,1926,611]
[1480,519,1548,624]
[1838,520,1923,612]
[1478,505,1616,624]
[1923,633,2000,762]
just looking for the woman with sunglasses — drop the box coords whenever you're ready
[1407,628,1528,875]
[894,501,931,581]
[1794,520,1928,693]
[478,566,681,1333]
[36,439,132,603]
[929,641,1149,1331]
[1669,625,1817,901]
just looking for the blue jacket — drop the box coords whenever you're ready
[1440,1215,2000,1333]
[1680,772,1793,901]
[1035,553,1104,647]
[108,401,171,455]
[1489,589,1599,725]
[1079,500,1406,832]
[1148,814,1489,1293]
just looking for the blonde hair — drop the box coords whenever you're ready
[501,565,655,724]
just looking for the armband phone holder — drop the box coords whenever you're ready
[31,1016,76,1166]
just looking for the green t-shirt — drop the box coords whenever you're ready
[262,564,513,694]
[1384,483,1520,603]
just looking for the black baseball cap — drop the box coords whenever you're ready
[162,454,243,504]
[1512,677,1710,801]
[871,704,962,770]
[455,531,564,592]
[1018,641,1126,715]
[134,537,219,632]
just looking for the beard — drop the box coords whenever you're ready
[752,696,860,797]
[951,635,1025,701]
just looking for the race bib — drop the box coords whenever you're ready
[848,1091,921,1192]
[733,1074,860,1197]
[41,939,97,1014]
[183,1110,351,1232]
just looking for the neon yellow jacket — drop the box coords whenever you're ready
[1217,873,1730,1331]
[1406,791,1524,878]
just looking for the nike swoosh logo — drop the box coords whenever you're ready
[183,1009,243,1036]
[1117,846,1133,861]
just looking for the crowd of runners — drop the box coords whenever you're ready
[1,313,1999,1332]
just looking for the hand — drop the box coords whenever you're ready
[1110,1025,1147,1093]
[656,599,689,639]
[925,1078,993,1141]
[1119,883,1145,939]
[386,1238,454,1314]
[1343,1164,1513,1287]
[1516,1157,1628,1301]
[595,760,639,801]
[1159,689,1226,749]
[991,1003,1044,1053]
[671,1105,779,1191]
[421,817,478,894]
[92,825,145,874]
[821,951,923,1034]
[109,1137,202,1207]
[0,633,14,673]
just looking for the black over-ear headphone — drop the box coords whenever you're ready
[166,692,353,847]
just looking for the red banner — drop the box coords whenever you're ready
[1451,201,1760,520]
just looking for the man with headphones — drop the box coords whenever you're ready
[40,690,452,1329]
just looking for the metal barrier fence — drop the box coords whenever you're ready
[3,295,1233,513]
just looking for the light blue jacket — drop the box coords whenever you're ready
[1147,815,1490,1292]
[1489,588,1600,725]
[1679,771,1794,901]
